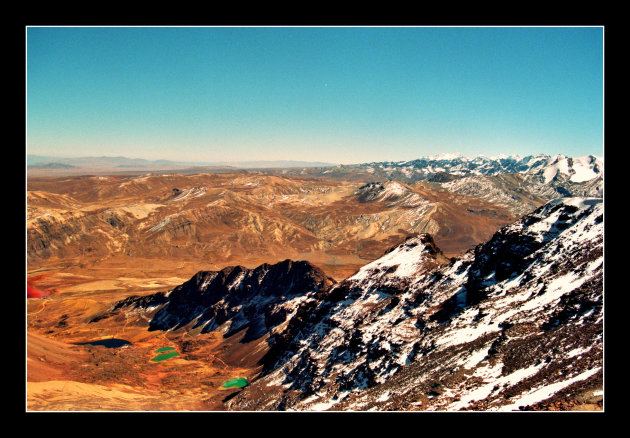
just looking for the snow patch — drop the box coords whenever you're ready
[495,367,601,411]
[449,363,544,410]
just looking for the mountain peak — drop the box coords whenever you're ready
[350,233,450,282]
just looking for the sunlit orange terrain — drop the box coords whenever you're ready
[26,171,521,411]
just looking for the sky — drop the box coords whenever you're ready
[26,26,604,165]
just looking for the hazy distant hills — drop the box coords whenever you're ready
[27,155,187,168]
[215,160,338,168]
[26,155,338,173]
[27,153,603,181]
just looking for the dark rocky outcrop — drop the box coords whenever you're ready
[113,259,335,343]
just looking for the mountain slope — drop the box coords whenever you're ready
[27,172,515,280]
[434,174,548,217]
[226,197,603,411]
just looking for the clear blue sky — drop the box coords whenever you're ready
[27,26,604,164]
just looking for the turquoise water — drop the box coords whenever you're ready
[151,351,180,362]
[222,377,248,389]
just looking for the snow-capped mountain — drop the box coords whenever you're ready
[421,155,602,217]
[438,174,547,217]
[538,155,603,184]
[519,155,603,198]
[226,197,603,411]
[359,154,602,182]
[345,154,603,218]
[355,181,429,208]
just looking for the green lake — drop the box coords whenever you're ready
[151,351,180,362]
[222,377,248,389]
[155,347,176,353]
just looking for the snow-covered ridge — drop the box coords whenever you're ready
[541,155,603,183]
[360,154,603,182]
[355,181,429,208]
[228,197,603,412]
[350,234,447,282]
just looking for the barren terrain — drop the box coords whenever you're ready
[26,171,523,411]
[28,172,517,279]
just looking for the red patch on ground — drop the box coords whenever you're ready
[27,283,47,298]
[27,274,57,298]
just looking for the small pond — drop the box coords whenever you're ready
[151,351,180,362]
[75,338,131,348]
[222,377,248,389]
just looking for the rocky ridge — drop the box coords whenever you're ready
[225,197,603,411]
[107,259,336,343]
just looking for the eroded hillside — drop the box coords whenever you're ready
[28,172,515,281]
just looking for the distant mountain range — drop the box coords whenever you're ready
[355,153,603,183]
[27,153,604,191]
[26,155,338,170]
[27,152,604,224]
